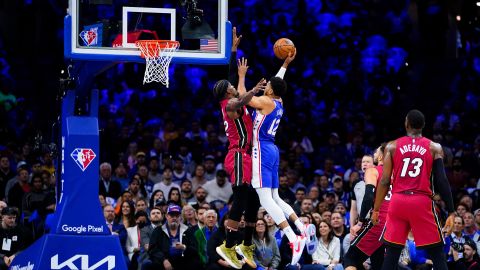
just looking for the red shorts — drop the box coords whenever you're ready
[224,150,252,186]
[352,215,386,256]
[382,193,443,248]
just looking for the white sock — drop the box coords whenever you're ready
[283,226,297,243]
[294,219,305,233]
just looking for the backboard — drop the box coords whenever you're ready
[65,0,231,65]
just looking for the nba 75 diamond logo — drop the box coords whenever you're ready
[71,148,96,171]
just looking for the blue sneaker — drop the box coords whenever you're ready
[303,224,318,254]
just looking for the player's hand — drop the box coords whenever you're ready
[283,48,297,67]
[232,27,242,51]
[371,210,379,225]
[350,222,362,239]
[237,57,248,77]
[163,259,174,270]
[251,78,266,94]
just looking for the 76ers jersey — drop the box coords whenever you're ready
[251,100,283,188]
[392,136,433,196]
[220,99,253,150]
[252,100,283,143]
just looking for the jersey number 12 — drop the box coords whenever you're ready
[267,119,280,136]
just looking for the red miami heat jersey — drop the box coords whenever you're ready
[220,99,253,150]
[374,165,390,217]
[392,136,433,196]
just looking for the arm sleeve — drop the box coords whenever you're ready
[228,51,238,86]
[432,158,455,213]
[359,184,375,222]
[275,67,286,79]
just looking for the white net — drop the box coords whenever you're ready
[135,40,180,87]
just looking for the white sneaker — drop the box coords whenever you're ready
[303,224,318,255]
[289,235,306,265]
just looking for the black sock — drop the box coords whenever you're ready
[381,245,402,270]
[226,229,239,248]
[243,226,255,246]
[426,245,448,270]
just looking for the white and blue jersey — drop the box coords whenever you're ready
[252,99,283,188]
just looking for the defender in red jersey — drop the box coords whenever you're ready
[213,28,265,269]
[344,144,390,270]
[372,110,455,270]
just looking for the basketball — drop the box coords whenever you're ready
[273,38,295,60]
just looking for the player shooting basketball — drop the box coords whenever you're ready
[212,27,266,269]
[235,51,317,267]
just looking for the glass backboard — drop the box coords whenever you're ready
[65,0,231,64]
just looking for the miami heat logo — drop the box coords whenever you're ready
[71,148,96,171]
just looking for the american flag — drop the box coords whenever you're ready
[200,39,219,51]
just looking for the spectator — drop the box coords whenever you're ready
[180,179,196,205]
[167,187,182,207]
[194,209,218,267]
[278,174,296,205]
[253,218,281,270]
[127,177,144,202]
[312,221,343,270]
[148,159,162,184]
[141,206,163,251]
[300,198,314,215]
[117,200,136,229]
[203,156,217,181]
[330,212,348,258]
[192,186,209,210]
[135,198,148,214]
[293,187,307,215]
[447,215,470,264]
[172,156,191,185]
[307,186,321,208]
[126,210,149,263]
[205,212,231,270]
[0,207,33,270]
[7,167,29,211]
[450,239,480,270]
[99,162,122,200]
[182,204,198,228]
[203,170,232,204]
[21,173,46,219]
[191,165,207,191]
[153,167,180,201]
[159,204,199,269]
[150,190,165,208]
[0,156,14,199]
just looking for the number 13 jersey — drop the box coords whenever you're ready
[251,100,283,188]
[392,136,434,196]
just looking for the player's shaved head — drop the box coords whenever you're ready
[406,109,425,130]
[213,79,229,99]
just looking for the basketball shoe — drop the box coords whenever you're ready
[235,242,257,268]
[290,235,306,265]
[216,242,243,269]
[303,224,318,254]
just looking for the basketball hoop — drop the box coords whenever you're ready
[135,40,180,87]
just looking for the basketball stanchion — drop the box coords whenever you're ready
[135,40,180,87]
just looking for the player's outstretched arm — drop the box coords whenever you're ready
[228,27,242,86]
[372,141,394,224]
[431,142,455,216]
[359,168,379,222]
[275,49,296,79]
[237,57,248,96]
